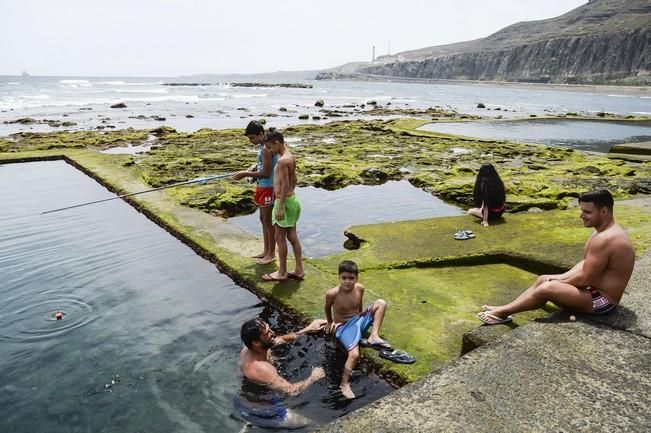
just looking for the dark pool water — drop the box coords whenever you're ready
[418,119,651,153]
[0,161,391,433]
[229,181,463,257]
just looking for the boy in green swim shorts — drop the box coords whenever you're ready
[261,129,305,283]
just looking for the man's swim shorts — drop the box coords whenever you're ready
[233,394,288,428]
[588,286,616,314]
[272,195,301,228]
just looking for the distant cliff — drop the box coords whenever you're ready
[320,0,650,85]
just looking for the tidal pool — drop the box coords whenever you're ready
[0,161,391,433]
[229,181,464,257]
[418,119,651,152]
[100,133,158,155]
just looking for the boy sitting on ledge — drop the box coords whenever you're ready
[324,260,391,399]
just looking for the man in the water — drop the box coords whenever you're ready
[478,189,635,324]
[236,317,326,429]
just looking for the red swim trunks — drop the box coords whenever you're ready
[255,186,274,207]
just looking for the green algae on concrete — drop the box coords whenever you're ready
[347,264,544,382]
[2,129,150,152]
[317,205,651,274]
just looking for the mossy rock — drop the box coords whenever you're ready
[4,119,651,220]
[174,183,255,217]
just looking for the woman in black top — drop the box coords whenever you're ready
[467,163,506,227]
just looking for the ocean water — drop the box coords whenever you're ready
[0,161,392,433]
[419,118,651,153]
[1,75,649,137]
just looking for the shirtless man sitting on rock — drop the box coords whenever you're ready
[478,189,635,325]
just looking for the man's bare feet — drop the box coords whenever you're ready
[477,311,513,325]
[340,383,355,399]
[481,305,497,311]
[251,252,266,259]
[255,256,276,265]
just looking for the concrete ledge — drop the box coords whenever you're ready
[316,241,651,432]
[608,141,651,161]
[609,141,651,156]
[314,321,651,433]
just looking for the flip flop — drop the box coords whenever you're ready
[287,272,305,281]
[261,273,287,282]
[454,230,475,240]
[379,349,416,364]
[360,338,393,351]
[477,311,513,325]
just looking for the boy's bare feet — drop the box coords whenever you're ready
[256,256,276,265]
[261,271,287,282]
[287,272,304,281]
[340,383,355,399]
[251,252,266,259]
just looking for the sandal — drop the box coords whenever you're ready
[379,349,416,364]
[454,230,475,240]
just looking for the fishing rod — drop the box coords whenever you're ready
[41,172,235,215]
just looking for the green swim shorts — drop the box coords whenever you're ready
[272,195,301,228]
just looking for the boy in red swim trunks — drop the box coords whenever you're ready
[233,121,278,265]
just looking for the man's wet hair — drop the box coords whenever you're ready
[241,318,265,349]
[244,120,264,136]
[263,128,284,144]
[579,189,614,210]
[338,260,359,276]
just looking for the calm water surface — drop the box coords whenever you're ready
[230,181,463,257]
[0,161,391,433]
[418,119,651,152]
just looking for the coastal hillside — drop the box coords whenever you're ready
[319,0,650,85]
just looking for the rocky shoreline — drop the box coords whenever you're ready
[161,81,313,88]
[315,72,651,97]
[3,118,649,218]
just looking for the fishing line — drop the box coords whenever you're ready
[41,172,234,215]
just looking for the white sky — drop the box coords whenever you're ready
[0,0,587,77]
